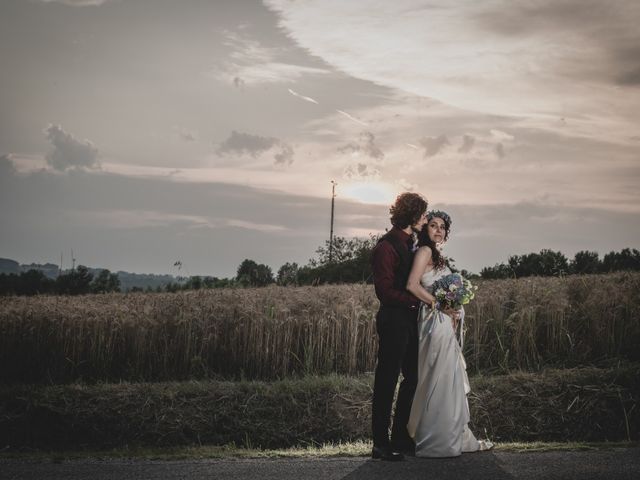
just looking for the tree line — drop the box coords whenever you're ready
[1,239,639,295]
[0,265,120,296]
[479,248,640,279]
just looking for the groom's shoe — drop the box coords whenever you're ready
[371,445,405,462]
[391,437,416,457]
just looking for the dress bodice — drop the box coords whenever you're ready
[420,266,452,291]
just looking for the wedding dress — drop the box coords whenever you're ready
[407,266,491,457]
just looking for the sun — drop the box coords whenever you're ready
[341,181,396,205]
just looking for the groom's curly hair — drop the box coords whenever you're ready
[389,192,428,229]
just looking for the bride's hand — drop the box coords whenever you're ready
[443,308,461,330]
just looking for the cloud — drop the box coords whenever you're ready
[265,0,640,143]
[274,144,294,165]
[496,143,505,159]
[173,126,198,143]
[0,167,386,276]
[419,135,450,157]
[88,210,215,230]
[490,129,515,142]
[616,66,640,86]
[232,76,245,89]
[37,0,113,5]
[217,131,278,157]
[397,178,417,192]
[458,135,475,153]
[217,130,294,165]
[213,30,330,85]
[338,131,384,160]
[3,158,639,277]
[288,88,319,104]
[0,154,17,177]
[44,124,100,171]
[343,162,380,180]
[336,109,369,127]
[227,219,288,232]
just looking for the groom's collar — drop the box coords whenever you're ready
[390,226,411,240]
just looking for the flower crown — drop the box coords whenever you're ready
[427,210,452,229]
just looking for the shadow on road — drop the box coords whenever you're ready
[341,452,515,480]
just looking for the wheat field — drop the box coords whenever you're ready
[1,272,638,384]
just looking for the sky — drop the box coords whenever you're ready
[1,0,639,277]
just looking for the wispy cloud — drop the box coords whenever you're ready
[336,109,369,127]
[227,219,288,232]
[212,30,330,86]
[287,88,319,104]
[85,210,214,229]
[37,0,113,6]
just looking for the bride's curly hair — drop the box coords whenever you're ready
[389,192,428,229]
[417,210,452,271]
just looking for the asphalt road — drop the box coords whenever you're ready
[1,448,639,480]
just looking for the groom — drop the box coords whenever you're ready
[370,192,428,461]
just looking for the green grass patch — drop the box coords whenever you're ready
[2,441,638,462]
[1,366,638,451]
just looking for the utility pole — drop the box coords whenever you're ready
[329,180,337,263]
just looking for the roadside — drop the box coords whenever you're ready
[1,441,636,461]
[1,445,639,480]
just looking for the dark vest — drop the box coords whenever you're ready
[376,231,414,293]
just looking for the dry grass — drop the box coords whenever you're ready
[0,272,638,383]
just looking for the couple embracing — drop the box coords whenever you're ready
[371,192,492,460]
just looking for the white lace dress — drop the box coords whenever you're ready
[407,267,483,457]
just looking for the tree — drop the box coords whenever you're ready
[570,251,601,274]
[309,235,379,266]
[55,265,93,295]
[91,269,121,293]
[236,259,274,287]
[184,276,203,290]
[538,249,569,276]
[602,248,640,272]
[480,263,512,279]
[460,269,480,280]
[18,269,55,295]
[277,262,299,286]
[506,250,568,277]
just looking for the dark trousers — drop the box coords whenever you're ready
[371,306,419,448]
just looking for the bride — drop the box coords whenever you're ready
[405,210,493,457]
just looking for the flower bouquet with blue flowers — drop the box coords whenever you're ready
[431,273,477,311]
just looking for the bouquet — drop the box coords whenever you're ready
[431,273,477,310]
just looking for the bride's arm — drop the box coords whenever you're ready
[406,247,437,306]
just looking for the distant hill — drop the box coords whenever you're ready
[0,258,20,274]
[20,262,60,279]
[0,257,184,291]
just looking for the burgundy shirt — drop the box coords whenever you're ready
[371,227,419,309]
